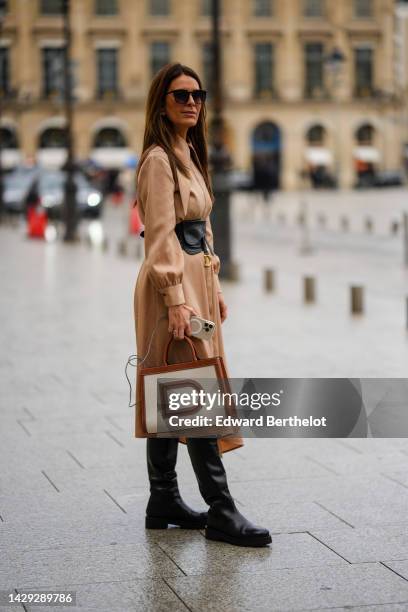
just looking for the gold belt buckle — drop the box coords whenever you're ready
[203,253,212,267]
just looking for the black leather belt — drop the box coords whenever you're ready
[174,219,215,256]
[140,219,214,256]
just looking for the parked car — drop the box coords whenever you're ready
[374,170,405,188]
[309,165,337,189]
[25,169,104,219]
[355,169,405,189]
[229,169,254,191]
[3,166,39,214]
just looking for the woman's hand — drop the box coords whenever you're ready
[168,304,198,340]
[218,292,228,323]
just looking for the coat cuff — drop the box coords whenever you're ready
[161,283,186,307]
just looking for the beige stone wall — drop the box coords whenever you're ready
[1,0,404,189]
[394,3,408,149]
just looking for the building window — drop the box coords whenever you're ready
[39,127,68,148]
[356,123,374,144]
[354,0,373,18]
[40,0,63,15]
[303,0,324,17]
[42,47,66,98]
[150,41,170,77]
[149,0,170,16]
[304,42,325,98]
[254,42,275,98]
[0,127,18,149]
[95,0,118,15]
[93,127,127,148]
[306,124,326,145]
[253,0,273,16]
[201,0,223,16]
[354,47,373,97]
[96,48,118,99]
[201,0,211,15]
[0,47,10,96]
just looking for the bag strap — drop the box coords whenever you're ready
[163,334,199,366]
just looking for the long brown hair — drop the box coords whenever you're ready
[134,62,213,206]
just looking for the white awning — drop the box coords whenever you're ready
[36,148,67,169]
[305,147,333,166]
[353,146,381,163]
[90,147,133,169]
[1,149,22,169]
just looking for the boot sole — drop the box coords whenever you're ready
[145,516,207,530]
[206,526,272,547]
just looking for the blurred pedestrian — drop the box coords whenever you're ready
[252,152,277,214]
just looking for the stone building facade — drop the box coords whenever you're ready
[0,0,404,189]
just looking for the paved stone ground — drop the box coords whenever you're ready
[1,188,408,611]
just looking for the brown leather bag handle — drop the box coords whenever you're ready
[163,334,199,366]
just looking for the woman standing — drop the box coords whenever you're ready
[133,63,271,547]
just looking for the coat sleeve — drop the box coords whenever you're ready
[138,153,186,307]
[205,214,222,293]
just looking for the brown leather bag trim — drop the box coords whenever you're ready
[138,355,235,435]
[163,335,198,365]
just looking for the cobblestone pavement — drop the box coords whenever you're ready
[1,189,408,611]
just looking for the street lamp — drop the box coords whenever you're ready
[62,0,78,242]
[325,47,346,187]
[209,0,237,280]
[0,0,7,224]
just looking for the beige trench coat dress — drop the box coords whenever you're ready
[133,134,243,454]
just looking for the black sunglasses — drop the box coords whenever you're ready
[165,88,207,104]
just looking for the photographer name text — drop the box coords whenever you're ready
[167,415,327,428]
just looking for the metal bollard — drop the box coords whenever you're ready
[7,214,19,228]
[303,276,316,303]
[277,213,285,225]
[135,239,143,259]
[84,230,108,251]
[298,212,305,226]
[317,213,326,228]
[365,217,373,233]
[406,297,408,330]
[219,261,240,282]
[117,238,127,256]
[264,268,275,292]
[391,220,399,235]
[404,213,408,267]
[340,216,349,232]
[350,285,364,314]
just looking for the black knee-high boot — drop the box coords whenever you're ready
[145,437,208,529]
[186,437,272,547]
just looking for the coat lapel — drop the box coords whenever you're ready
[175,167,191,217]
[173,137,194,217]
[151,138,199,217]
